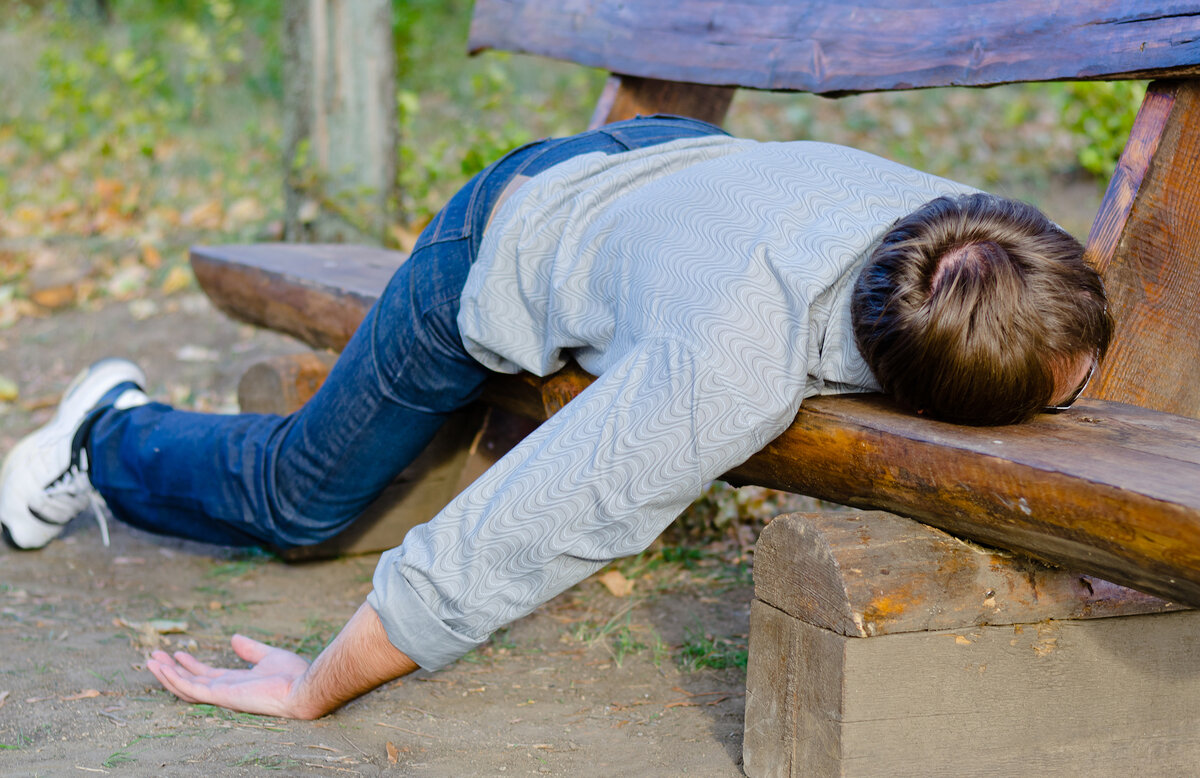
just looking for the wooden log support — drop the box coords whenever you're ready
[469,1,1200,95]
[190,245,1200,605]
[743,511,1200,776]
[1085,78,1200,419]
[587,74,734,129]
[237,352,338,415]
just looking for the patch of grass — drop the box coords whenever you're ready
[206,551,273,579]
[285,616,339,660]
[185,703,284,728]
[570,609,651,667]
[678,630,749,672]
[103,749,138,768]
[608,623,647,667]
[88,667,128,686]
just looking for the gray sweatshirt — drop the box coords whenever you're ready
[368,136,977,669]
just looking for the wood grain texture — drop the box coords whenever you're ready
[744,601,843,776]
[754,511,1178,639]
[1084,78,1200,419]
[745,600,1200,777]
[190,244,408,352]
[587,75,734,129]
[469,0,1200,95]
[237,352,338,415]
[190,244,1200,605]
[1084,83,1176,277]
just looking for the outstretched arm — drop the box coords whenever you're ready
[146,600,417,719]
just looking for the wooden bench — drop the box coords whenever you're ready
[191,2,1200,772]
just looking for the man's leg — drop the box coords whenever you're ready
[85,233,490,548]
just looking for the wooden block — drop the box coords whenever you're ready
[745,602,1200,777]
[469,1,1200,95]
[753,511,1179,639]
[744,511,1200,776]
[1085,78,1200,419]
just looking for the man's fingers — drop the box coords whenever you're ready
[230,633,272,664]
[147,659,204,704]
[172,650,217,677]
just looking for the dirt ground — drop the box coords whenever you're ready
[0,293,758,776]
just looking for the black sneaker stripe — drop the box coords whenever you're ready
[29,506,71,527]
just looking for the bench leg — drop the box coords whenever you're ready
[743,510,1196,776]
[1085,77,1200,419]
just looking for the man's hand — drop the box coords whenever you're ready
[146,601,419,720]
[147,634,316,719]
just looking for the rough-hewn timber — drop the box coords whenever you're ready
[469,0,1200,95]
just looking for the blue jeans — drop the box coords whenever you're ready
[87,116,728,548]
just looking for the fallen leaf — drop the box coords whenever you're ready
[226,196,265,226]
[597,569,634,597]
[92,178,124,203]
[175,345,219,363]
[128,299,159,320]
[182,199,224,230]
[0,690,9,709]
[0,375,17,403]
[141,243,162,269]
[30,284,78,310]
[62,689,101,701]
[160,265,193,295]
[105,264,150,300]
[386,741,399,764]
[145,619,188,634]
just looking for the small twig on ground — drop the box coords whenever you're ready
[97,710,129,726]
[374,722,438,739]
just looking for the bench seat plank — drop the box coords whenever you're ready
[469,0,1200,95]
[190,244,1200,606]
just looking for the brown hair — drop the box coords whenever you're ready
[851,193,1113,425]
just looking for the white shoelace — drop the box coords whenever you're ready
[36,450,112,547]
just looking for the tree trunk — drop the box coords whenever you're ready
[283,0,397,244]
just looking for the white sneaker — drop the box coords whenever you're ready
[0,358,149,549]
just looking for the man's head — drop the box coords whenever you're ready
[851,193,1113,426]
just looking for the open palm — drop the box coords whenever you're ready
[147,634,315,719]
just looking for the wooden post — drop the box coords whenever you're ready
[587,74,735,129]
[1085,78,1200,419]
[283,0,398,244]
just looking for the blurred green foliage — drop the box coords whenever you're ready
[1057,81,1147,179]
[1,0,1142,237]
[8,0,281,161]
[389,0,600,219]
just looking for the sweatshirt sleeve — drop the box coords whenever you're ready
[367,335,801,670]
